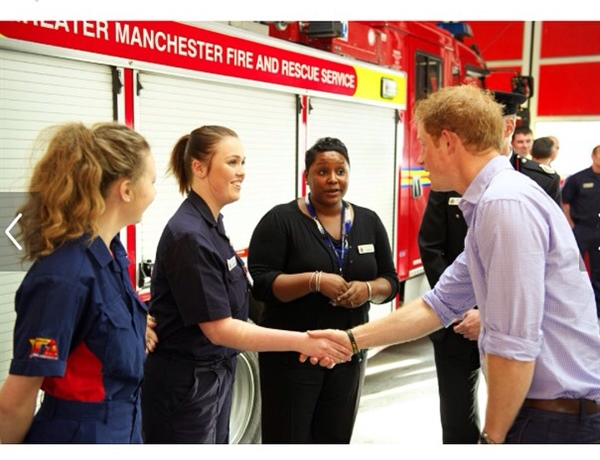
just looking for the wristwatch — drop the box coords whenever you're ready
[478,431,499,444]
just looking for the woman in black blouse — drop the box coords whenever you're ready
[248,137,400,443]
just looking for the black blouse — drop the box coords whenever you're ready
[248,200,399,332]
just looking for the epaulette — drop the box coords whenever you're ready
[519,157,557,176]
[538,163,557,175]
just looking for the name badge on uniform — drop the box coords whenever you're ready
[227,256,237,271]
[582,182,594,189]
[448,197,461,206]
[358,244,375,254]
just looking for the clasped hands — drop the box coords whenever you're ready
[321,274,370,309]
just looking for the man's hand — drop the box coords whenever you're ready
[145,315,158,354]
[298,329,352,368]
[453,308,480,341]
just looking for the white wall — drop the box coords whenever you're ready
[534,119,600,179]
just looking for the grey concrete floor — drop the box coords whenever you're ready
[351,336,487,444]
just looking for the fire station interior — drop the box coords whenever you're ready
[0,12,598,454]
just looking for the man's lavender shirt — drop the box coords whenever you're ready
[423,155,600,401]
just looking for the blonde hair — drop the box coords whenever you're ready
[18,121,150,260]
[414,85,504,154]
[169,125,238,195]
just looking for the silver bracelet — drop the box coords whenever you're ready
[316,271,322,293]
[365,281,373,301]
[308,271,317,292]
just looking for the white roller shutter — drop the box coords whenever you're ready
[306,97,398,319]
[136,71,298,268]
[0,49,113,384]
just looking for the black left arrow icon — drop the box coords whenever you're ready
[5,213,22,251]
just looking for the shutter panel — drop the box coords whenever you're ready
[0,49,113,384]
[136,71,298,265]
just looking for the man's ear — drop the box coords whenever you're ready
[504,117,516,138]
[440,129,458,154]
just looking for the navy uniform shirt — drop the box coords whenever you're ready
[10,235,147,402]
[509,152,562,206]
[149,190,249,364]
[561,166,600,228]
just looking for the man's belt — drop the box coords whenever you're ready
[523,398,600,414]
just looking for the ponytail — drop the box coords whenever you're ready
[168,134,192,195]
[168,125,239,195]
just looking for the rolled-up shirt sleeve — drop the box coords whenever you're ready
[423,251,477,327]
[470,198,545,361]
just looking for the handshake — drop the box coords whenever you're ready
[297,329,358,369]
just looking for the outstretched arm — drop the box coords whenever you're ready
[304,296,444,366]
[200,317,352,364]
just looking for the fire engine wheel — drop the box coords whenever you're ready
[230,349,261,444]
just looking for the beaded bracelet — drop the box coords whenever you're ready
[345,329,360,355]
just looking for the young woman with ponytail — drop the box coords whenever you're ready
[140,126,351,444]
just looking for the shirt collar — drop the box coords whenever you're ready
[459,155,513,225]
[187,189,226,234]
[87,234,128,270]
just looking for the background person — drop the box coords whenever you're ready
[248,137,400,443]
[531,137,555,166]
[140,126,350,444]
[0,121,156,443]
[310,85,600,444]
[548,135,560,164]
[561,144,600,317]
[508,131,561,206]
[511,125,533,158]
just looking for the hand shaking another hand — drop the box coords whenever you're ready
[298,329,353,369]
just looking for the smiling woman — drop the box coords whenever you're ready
[141,127,352,444]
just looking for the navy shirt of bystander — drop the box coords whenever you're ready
[561,151,600,315]
[561,167,600,228]
[11,235,148,443]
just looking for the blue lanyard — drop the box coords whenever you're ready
[305,193,352,275]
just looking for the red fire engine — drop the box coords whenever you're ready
[0,20,506,443]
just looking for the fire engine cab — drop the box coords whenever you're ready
[0,20,502,443]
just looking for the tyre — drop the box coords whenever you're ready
[230,349,261,443]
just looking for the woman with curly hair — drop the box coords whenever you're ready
[0,121,156,443]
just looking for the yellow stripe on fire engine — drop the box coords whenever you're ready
[400,168,430,187]
[353,66,407,107]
